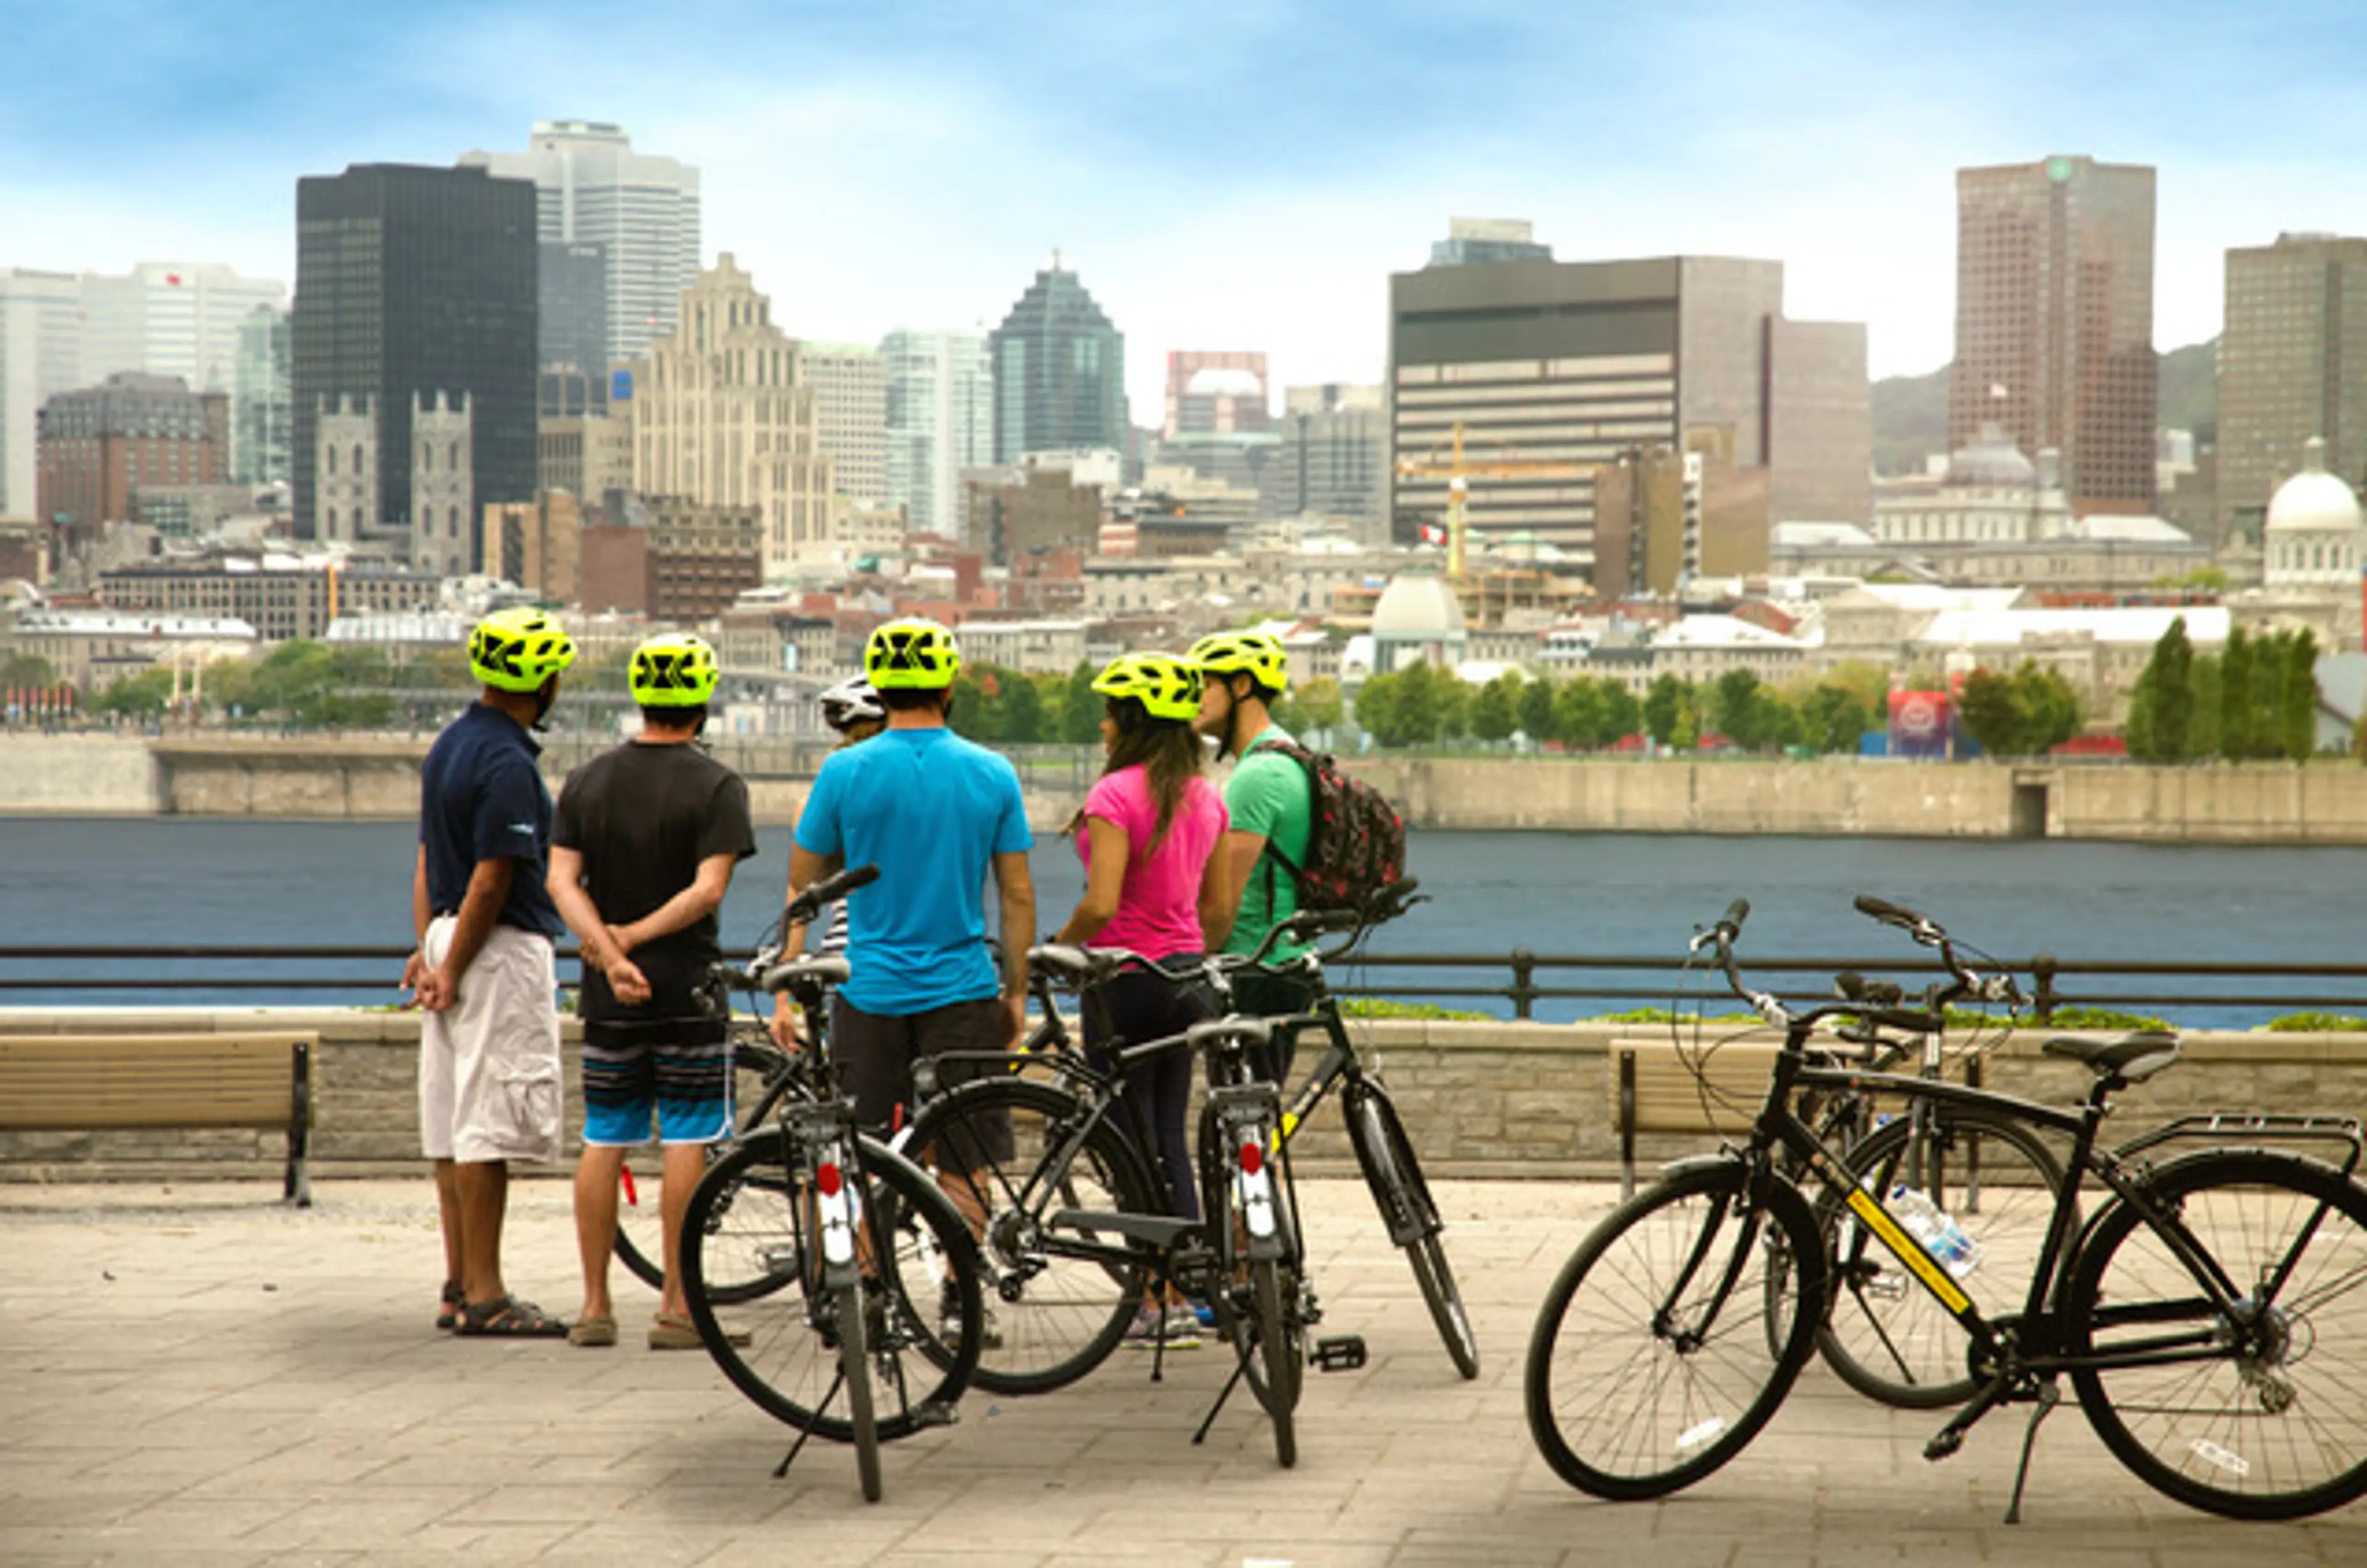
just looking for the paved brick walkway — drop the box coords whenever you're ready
[3,1176,2362,1566]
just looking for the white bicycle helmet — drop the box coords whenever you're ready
[819,676,886,732]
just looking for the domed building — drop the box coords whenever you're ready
[1871,423,2068,547]
[1368,567,1467,676]
[2263,437,2365,589]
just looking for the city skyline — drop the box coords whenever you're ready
[4,1,2362,417]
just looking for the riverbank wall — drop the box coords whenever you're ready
[7,733,2367,843]
[3,1008,2358,1184]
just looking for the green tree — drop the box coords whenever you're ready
[1600,681,1642,746]
[1642,674,1688,746]
[1293,676,1344,737]
[1433,666,1470,741]
[1000,671,1045,743]
[1517,671,1557,742]
[2279,627,2320,759]
[91,666,177,717]
[1058,661,1101,745]
[1,651,58,689]
[2011,663,2082,754]
[1552,677,1606,749]
[1956,668,2019,755]
[1797,680,1871,754]
[946,671,997,741]
[2125,617,2196,761]
[2218,626,2253,760]
[1470,671,1521,745]
[1351,669,1400,746]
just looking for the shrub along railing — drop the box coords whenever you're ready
[5,945,2366,1029]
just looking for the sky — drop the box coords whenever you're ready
[5,0,2361,415]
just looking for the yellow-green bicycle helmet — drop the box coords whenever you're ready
[1187,629,1289,695]
[1091,651,1204,723]
[629,632,719,707]
[865,618,961,690]
[468,606,577,693]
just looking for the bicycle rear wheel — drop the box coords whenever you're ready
[2067,1148,2367,1519]
[904,1077,1157,1395]
[1345,1080,1479,1379]
[1813,1106,2066,1408]
[1526,1158,1823,1500]
[680,1130,981,1442]
[615,1039,798,1296]
[1245,1257,1302,1468]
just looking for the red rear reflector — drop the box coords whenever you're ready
[816,1161,843,1197]
[1238,1140,1262,1177]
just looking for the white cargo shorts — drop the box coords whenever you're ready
[417,918,564,1165]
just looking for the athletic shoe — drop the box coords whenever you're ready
[1122,1304,1200,1350]
[940,1280,1003,1349]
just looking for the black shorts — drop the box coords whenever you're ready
[830,994,1014,1169]
[1228,970,1321,1085]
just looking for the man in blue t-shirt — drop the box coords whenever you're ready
[404,606,578,1339]
[787,620,1035,1153]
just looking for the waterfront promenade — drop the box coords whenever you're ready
[5,1175,2360,1566]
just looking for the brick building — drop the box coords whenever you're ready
[97,555,441,642]
[37,374,229,544]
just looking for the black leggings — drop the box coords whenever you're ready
[1083,965,1213,1224]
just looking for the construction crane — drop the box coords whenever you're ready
[1394,420,1608,581]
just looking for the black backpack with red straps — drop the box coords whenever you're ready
[1253,738,1407,918]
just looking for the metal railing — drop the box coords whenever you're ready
[6,944,2367,1026]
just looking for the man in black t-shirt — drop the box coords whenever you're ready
[547,634,757,1350]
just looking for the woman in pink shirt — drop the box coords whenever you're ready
[1053,651,1230,1344]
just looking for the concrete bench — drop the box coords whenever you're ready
[0,1032,316,1205]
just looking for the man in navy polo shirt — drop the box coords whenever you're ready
[404,606,576,1339]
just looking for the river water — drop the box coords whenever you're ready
[4,816,2362,1027]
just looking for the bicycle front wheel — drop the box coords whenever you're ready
[905,1077,1158,1396]
[835,1279,882,1502]
[1526,1159,1823,1500]
[1345,1080,1479,1379]
[681,1130,981,1442]
[1814,1106,2066,1408]
[2067,1148,2367,1519]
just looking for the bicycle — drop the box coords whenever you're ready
[675,864,986,1503]
[1757,915,2068,1410]
[1526,894,2367,1522]
[901,912,1367,1468]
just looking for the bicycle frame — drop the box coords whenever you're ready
[1744,1015,2359,1387]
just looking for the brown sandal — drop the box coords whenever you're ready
[455,1295,568,1338]
[435,1280,463,1331]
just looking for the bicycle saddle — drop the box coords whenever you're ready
[1028,944,1111,985]
[758,955,851,994]
[2041,1030,2180,1084]
[1185,1015,1279,1052]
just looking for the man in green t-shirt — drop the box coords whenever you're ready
[1190,630,1315,1080]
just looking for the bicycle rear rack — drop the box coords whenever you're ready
[2114,1114,2365,1177]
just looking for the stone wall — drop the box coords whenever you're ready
[10,733,2367,842]
[5,1008,2361,1185]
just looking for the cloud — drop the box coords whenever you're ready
[6,0,2365,409]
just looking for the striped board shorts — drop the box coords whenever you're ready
[580,1019,732,1146]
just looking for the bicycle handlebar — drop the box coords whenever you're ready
[1692,894,2024,1031]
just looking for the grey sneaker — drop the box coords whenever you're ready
[940,1280,1003,1350]
[1123,1304,1200,1350]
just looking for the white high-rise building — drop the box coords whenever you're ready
[76,263,286,394]
[883,329,992,534]
[795,342,889,508]
[459,120,701,365]
[0,269,83,518]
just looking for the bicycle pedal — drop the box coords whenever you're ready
[1313,1334,1367,1373]
[909,1400,960,1429]
[1923,1429,1964,1462]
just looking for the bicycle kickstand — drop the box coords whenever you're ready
[1188,1339,1256,1447]
[2002,1379,2061,1525]
[772,1371,846,1479]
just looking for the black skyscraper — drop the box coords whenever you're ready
[292,163,539,542]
